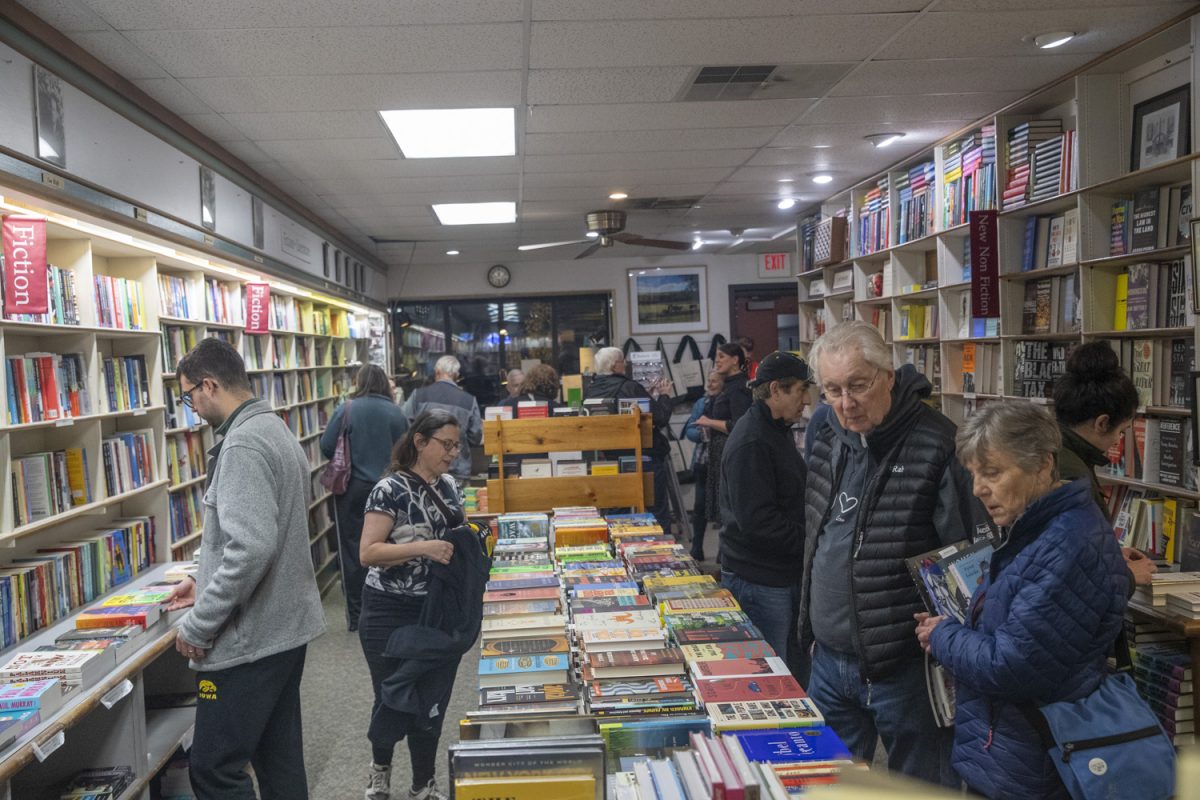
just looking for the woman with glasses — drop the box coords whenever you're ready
[321,364,409,632]
[358,410,465,800]
[694,342,752,524]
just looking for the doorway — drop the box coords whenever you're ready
[728,283,800,356]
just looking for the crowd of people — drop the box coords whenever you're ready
[161,321,1171,800]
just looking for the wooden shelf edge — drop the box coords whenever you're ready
[170,529,203,550]
[5,479,171,543]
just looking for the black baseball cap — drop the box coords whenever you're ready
[748,351,812,388]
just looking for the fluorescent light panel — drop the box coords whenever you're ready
[432,202,516,225]
[379,108,515,159]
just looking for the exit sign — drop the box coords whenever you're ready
[759,252,791,278]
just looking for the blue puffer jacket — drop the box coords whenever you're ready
[929,479,1127,799]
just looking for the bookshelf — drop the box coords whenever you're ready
[795,14,1200,522]
[482,412,653,514]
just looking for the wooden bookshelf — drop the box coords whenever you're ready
[482,412,654,514]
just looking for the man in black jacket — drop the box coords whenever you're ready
[586,346,674,532]
[800,321,994,788]
[718,351,810,676]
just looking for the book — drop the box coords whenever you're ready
[478,653,570,689]
[588,648,686,679]
[1130,186,1163,253]
[0,678,64,715]
[0,649,108,687]
[690,656,793,681]
[1113,272,1129,331]
[730,726,853,765]
[454,775,594,800]
[480,636,570,658]
[708,698,826,732]
[680,641,778,662]
[580,628,666,652]
[478,683,579,707]
[696,675,807,704]
[674,623,762,645]
[1125,263,1156,330]
[906,540,994,623]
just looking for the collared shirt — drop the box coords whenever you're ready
[207,398,257,481]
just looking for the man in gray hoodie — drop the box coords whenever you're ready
[165,338,326,800]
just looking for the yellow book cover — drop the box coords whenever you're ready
[1164,497,1178,562]
[1113,272,1129,331]
[65,448,90,505]
[454,775,595,800]
[643,575,716,590]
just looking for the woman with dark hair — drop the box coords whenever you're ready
[1052,341,1155,587]
[358,410,465,800]
[695,343,752,522]
[321,364,408,630]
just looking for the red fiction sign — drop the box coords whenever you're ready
[245,282,270,334]
[969,210,999,319]
[2,216,48,315]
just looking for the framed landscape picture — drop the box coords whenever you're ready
[627,265,707,334]
[1131,84,1190,171]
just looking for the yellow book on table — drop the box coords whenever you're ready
[454,774,595,800]
[1113,272,1129,331]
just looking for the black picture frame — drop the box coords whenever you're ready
[1191,219,1200,312]
[1131,84,1191,171]
[33,66,66,168]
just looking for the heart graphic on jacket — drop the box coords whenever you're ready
[835,492,858,521]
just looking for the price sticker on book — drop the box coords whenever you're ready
[33,730,64,762]
[133,409,146,416]
[54,418,73,427]
[101,679,133,709]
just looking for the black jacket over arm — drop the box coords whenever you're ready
[368,524,490,746]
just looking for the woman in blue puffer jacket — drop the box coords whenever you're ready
[915,402,1128,799]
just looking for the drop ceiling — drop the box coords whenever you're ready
[15,0,1200,268]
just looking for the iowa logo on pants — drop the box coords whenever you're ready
[198,680,217,701]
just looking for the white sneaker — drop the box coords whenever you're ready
[365,763,391,800]
[407,779,447,800]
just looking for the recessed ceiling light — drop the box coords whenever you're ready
[692,238,703,250]
[1033,31,1075,49]
[378,108,515,158]
[777,178,794,183]
[431,202,516,225]
[586,231,599,238]
[445,249,460,255]
[608,192,629,200]
[777,198,797,210]
[864,132,905,148]
[811,144,832,149]
[811,174,834,185]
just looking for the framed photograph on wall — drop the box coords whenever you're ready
[33,65,66,168]
[1131,84,1191,171]
[627,265,707,334]
[199,166,216,231]
[251,196,264,249]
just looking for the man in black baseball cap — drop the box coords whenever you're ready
[717,350,812,677]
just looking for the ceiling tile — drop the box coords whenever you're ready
[524,126,781,155]
[308,175,519,196]
[801,93,1023,126]
[526,99,815,133]
[530,16,916,69]
[254,138,399,162]
[768,121,962,149]
[876,5,1198,59]
[829,53,1093,97]
[178,72,523,113]
[524,149,755,173]
[83,0,524,29]
[71,31,167,79]
[532,0,928,20]
[937,0,1187,9]
[121,24,523,78]
[17,0,109,31]
[179,113,246,142]
[522,168,734,187]
[219,139,274,165]
[528,68,694,105]
[131,77,215,115]
[272,156,520,181]
[223,110,386,140]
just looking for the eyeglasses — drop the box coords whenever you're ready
[822,369,882,403]
[180,382,200,409]
[429,435,462,454]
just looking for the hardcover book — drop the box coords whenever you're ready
[478,683,579,707]
[673,623,762,645]
[680,641,778,661]
[690,656,792,681]
[480,636,570,658]
[708,698,826,731]
[696,675,807,704]
[478,654,570,689]
[0,678,64,715]
[906,539,994,623]
[730,726,853,764]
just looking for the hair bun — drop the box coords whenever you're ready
[1065,341,1122,378]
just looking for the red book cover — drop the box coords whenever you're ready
[691,657,788,679]
[481,587,561,603]
[697,675,806,704]
[674,623,760,644]
[34,356,61,420]
[589,648,684,669]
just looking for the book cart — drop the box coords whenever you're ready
[482,410,653,515]
[796,11,1200,751]
[0,181,386,797]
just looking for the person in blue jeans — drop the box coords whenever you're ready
[717,352,810,675]
[799,322,994,788]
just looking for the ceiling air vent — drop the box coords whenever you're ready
[681,65,777,101]
[624,196,703,211]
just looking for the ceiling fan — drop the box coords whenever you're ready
[518,210,691,259]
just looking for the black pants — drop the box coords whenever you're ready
[690,463,708,557]
[359,586,441,789]
[190,645,308,800]
[335,478,374,628]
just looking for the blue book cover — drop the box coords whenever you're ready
[1021,215,1038,271]
[484,576,559,591]
[569,582,637,594]
[731,726,852,764]
[477,653,567,677]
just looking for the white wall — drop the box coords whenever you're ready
[390,252,794,353]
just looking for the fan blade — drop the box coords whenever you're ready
[612,232,691,251]
[574,242,602,260]
[517,239,590,251]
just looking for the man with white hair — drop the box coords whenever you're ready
[401,355,482,481]
[505,369,525,399]
[798,321,994,788]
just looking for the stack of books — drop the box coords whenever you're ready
[1029,130,1077,203]
[6,264,79,326]
[5,351,89,424]
[1165,590,1200,619]
[552,507,610,549]
[58,766,136,799]
[1134,571,1200,608]
[449,735,605,800]
[1002,120,1063,209]
[1131,643,1194,746]
[942,124,997,228]
[896,160,935,243]
[857,176,890,255]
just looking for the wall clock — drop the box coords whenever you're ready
[487,264,511,288]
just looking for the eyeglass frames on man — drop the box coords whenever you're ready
[822,368,882,403]
[180,382,200,409]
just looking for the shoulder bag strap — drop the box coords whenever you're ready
[400,469,463,527]
[340,399,353,435]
